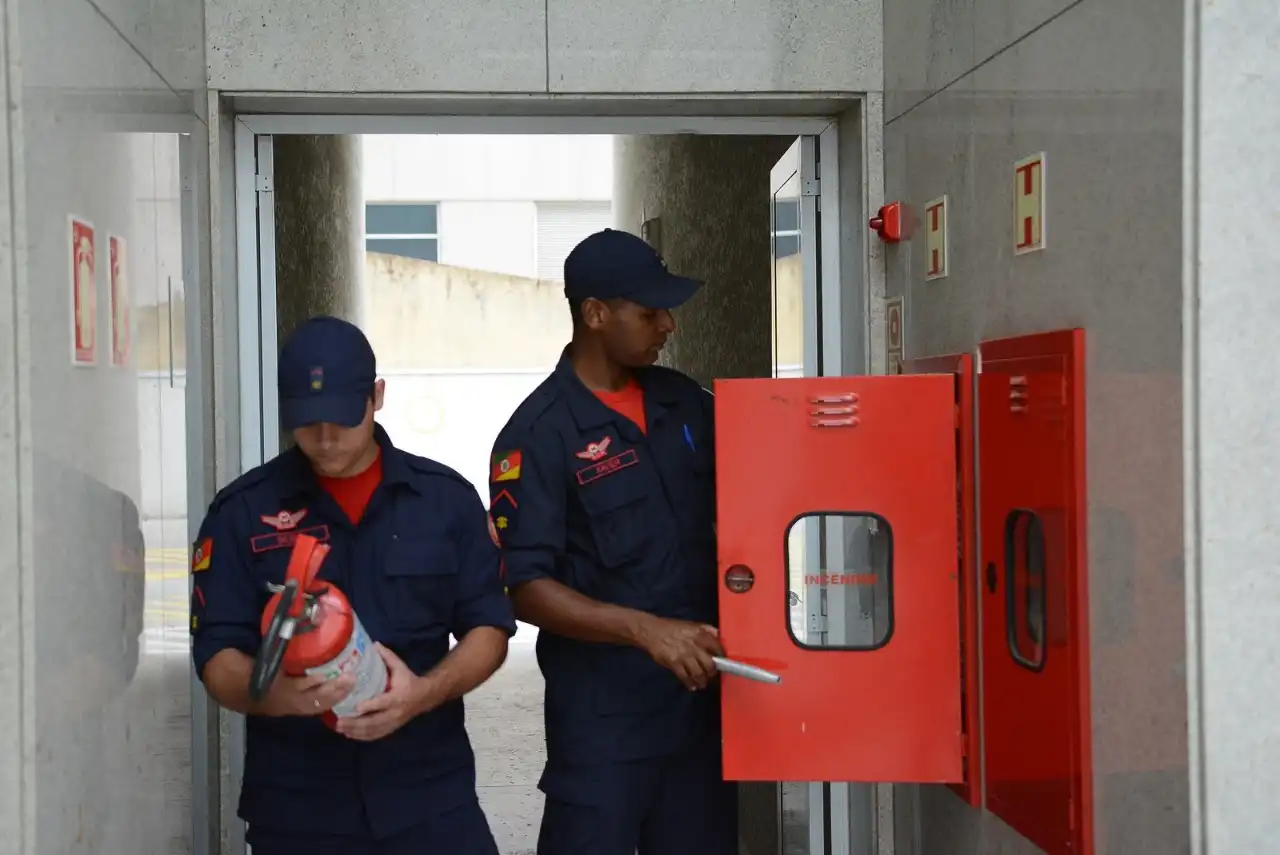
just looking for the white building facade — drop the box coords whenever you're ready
[362,134,615,281]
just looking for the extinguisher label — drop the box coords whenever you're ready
[305,612,389,719]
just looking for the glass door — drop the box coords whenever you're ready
[232,125,279,855]
[767,129,880,855]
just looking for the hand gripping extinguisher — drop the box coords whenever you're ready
[248,532,389,727]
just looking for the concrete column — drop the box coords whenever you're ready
[613,135,793,388]
[273,134,365,341]
[270,134,364,450]
[1192,5,1280,853]
[614,133,793,855]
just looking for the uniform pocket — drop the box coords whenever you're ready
[382,540,457,634]
[581,485,650,569]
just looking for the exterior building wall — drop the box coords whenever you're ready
[362,134,614,280]
[882,0,1188,852]
[204,0,882,95]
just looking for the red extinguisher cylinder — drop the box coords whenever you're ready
[249,534,390,727]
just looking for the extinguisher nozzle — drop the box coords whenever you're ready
[249,579,299,703]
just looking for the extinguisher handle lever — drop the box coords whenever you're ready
[283,534,330,617]
[249,578,299,703]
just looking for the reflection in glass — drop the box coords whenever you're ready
[786,513,893,649]
[126,131,193,850]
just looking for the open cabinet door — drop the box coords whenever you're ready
[716,375,964,783]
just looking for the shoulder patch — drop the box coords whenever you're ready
[491,450,522,483]
[191,537,212,573]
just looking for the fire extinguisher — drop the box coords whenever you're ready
[248,532,389,727]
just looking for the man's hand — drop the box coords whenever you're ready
[335,643,435,742]
[636,616,724,691]
[258,671,355,718]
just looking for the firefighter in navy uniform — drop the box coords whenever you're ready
[488,229,737,855]
[189,315,516,855]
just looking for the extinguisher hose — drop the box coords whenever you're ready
[249,579,298,703]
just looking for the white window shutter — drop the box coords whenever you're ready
[535,201,613,281]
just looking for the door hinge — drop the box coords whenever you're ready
[808,613,827,635]
[801,178,821,197]
[255,173,273,193]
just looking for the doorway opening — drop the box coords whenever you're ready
[226,112,872,855]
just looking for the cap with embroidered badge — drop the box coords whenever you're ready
[563,228,703,311]
[277,315,376,430]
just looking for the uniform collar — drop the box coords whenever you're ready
[552,345,680,431]
[277,422,416,497]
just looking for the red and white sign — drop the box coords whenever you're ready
[109,235,130,366]
[925,195,948,281]
[70,216,96,366]
[1014,153,1046,255]
[885,297,904,375]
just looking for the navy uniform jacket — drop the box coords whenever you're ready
[489,351,720,772]
[190,425,516,839]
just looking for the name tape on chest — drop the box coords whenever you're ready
[250,524,332,554]
[575,448,640,486]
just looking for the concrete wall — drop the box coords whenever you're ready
[362,253,568,495]
[882,0,1186,853]
[1192,4,1280,853]
[0,0,208,848]
[364,252,570,370]
[204,0,881,95]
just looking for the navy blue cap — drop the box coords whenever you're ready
[277,316,376,430]
[563,229,703,310]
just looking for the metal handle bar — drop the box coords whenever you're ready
[712,656,782,684]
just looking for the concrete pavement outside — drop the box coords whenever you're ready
[471,622,544,855]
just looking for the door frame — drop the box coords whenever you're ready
[227,106,874,855]
[767,130,876,855]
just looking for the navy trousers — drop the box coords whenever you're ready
[536,745,738,855]
[246,798,500,855]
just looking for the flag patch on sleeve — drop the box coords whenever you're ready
[491,450,522,483]
[191,538,212,573]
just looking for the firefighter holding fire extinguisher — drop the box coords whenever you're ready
[189,316,516,855]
